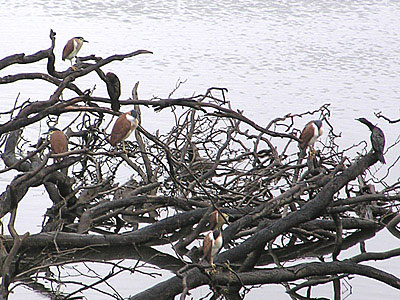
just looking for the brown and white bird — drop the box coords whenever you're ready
[62,37,88,67]
[299,120,323,155]
[49,128,68,163]
[209,210,229,230]
[110,110,138,152]
[357,117,385,164]
[202,229,223,267]
[105,72,121,112]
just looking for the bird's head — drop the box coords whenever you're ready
[75,37,88,43]
[129,110,138,119]
[356,117,375,130]
[356,117,368,124]
[212,229,221,240]
[313,120,323,129]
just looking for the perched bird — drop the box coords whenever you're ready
[209,210,229,230]
[357,117,385,164]
[62,37,88,67]
[110,110,138,153]
[202,229,223,267]
[105,72,121,112]
[49,128,68,163]
[299,120,323,155]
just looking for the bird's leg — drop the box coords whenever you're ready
[70,60,78,71]
[122,141,128,154]
[208,264,217,275]
[312,147,318,156]
[208,257,218,274]
[223,262,234,273]
[223,262,237,280]
[308,146,317,157]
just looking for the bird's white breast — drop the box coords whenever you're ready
[126,113,136,125]
[309,123,322,146]
[74,39,82,52]
[123,114,138,140]
[318,127,323,137]
[211,235,223,256]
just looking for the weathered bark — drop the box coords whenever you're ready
[130,152,379,300]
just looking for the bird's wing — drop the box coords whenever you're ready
[110,115,131,146]
[106,73,121,97]
[209,211,217,229]
[299,122,314,149]
[202,234,212,263]
[371,128,385,151]
[50,131,67,154]
[372,128,386,163]
[62,39,74,60]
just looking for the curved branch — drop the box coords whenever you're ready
[130,152,378,299]
[130,260,400,300]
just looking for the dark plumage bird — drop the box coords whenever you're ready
[62,37,88,67]
[110,110,138,152]
[357,117,385,164]
[49,128,68,163]
[202,229,223,267]
[105,72,121,112]
[299,120,323,154]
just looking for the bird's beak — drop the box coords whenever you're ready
[83,39,89,43]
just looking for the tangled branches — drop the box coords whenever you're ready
[0,30,400,300]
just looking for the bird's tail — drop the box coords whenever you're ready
[378,153,386,164]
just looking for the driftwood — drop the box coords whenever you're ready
[0,30,400,300]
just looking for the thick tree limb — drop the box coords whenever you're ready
[131,152,378,299]
[130,260,400,300]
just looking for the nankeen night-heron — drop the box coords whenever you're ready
[62,37,88,67]
[49,128,68,162]
[357,117,385,164]
[299,120,323,155]
[110,110,138,152]
[202,229,223,267]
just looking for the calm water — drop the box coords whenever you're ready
[1,1,400,299]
